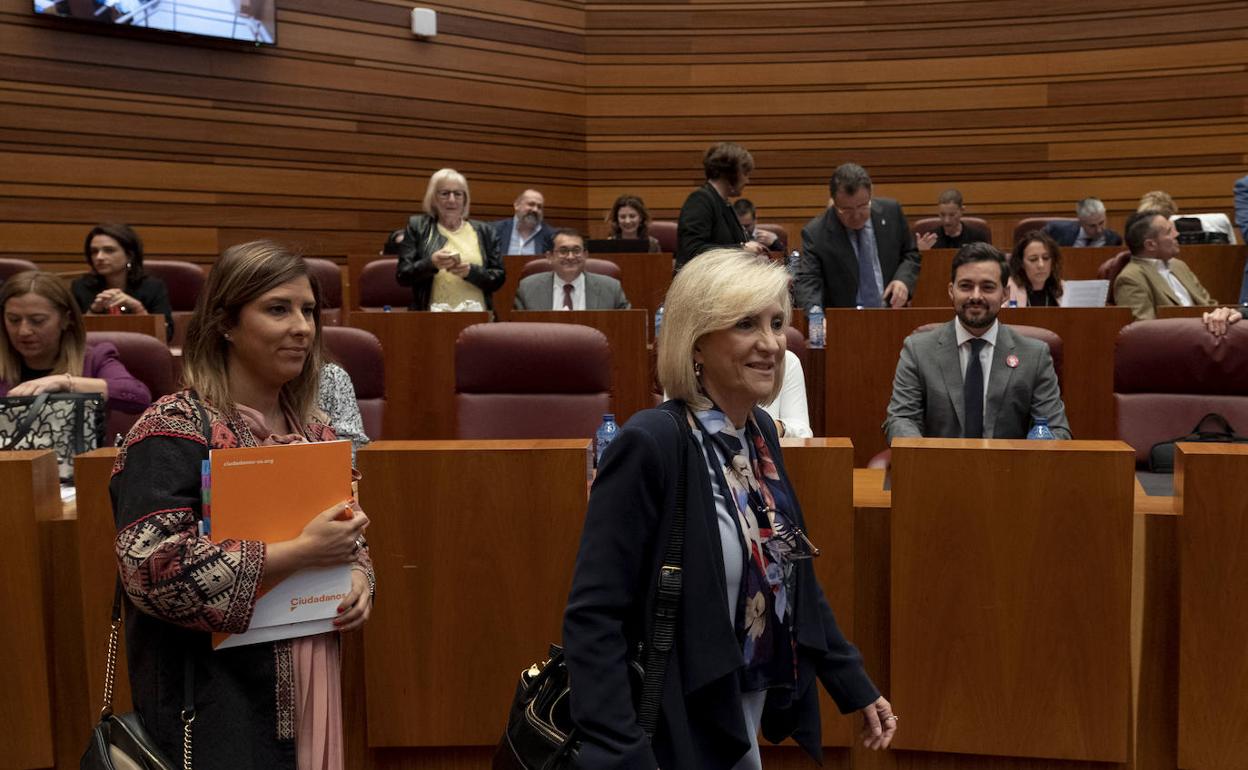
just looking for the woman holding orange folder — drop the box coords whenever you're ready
[110,241,374,770]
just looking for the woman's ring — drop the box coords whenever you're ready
[884,715,898,722]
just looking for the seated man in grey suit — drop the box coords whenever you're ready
[883,243,1071,443]
[794,162,921,310]
[1043,197,1123,247]
[514,229,630,310]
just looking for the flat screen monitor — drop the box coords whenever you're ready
[34,0,276,45]
[586,238,651,254]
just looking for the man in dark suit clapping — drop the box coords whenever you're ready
[794,163,922,310]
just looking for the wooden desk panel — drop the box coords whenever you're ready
[359,440,591,746]
[780,438,856,747]
[349,311,489,439]
[823,307,1132,466]
[1177,444,1248,769]
[83,313,166,340]
[890,439,1134,761]
[511,309,650,423]
[0,451,58,768]
[912,245,1246,309]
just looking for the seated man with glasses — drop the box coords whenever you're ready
[514,228,631,310]
[794,162,922,310]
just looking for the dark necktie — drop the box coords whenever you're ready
[854,228,883,308]
[562,282,574,310]
[963,338,987,438]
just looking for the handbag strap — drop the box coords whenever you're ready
[100,394,213,769]
[0,392,50,449]
[635,409,689,736]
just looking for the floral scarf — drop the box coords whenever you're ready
[693,407,799,692]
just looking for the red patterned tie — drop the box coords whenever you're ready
[562,282,574,310]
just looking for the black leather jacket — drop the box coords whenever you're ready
[395,214,505,310]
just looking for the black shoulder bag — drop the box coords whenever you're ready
[493,411,689,770]
[80,400,212,770]
[1148,412,1248,473]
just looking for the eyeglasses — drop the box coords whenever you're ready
[436,189,466,199]
[553,246,585,257]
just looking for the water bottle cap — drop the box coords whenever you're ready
[1036,417,1048,425]
[603,413,615,421]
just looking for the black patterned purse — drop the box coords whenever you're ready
[0,392,105,481]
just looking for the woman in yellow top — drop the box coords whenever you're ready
[395,169,505,311]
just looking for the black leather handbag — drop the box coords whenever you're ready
[493,412,688,770]
[0,392,105,481]
[80,584,194,770]
[1148,413,1248,472]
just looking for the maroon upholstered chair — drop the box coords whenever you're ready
[868,321,1065,469]
[1097,251,1132,306]
[303,258,343,326]
[520,258,622,280]
[85,331,175,442]
[1013,217,1074,246]
[358,258,410,310]
[783,325,807,367]
[322,326,385,441]
[756,224,788,253]
[1115,319,1248,466]
[144,260,206,349]
[649,221,677,253]
[455,322,612,439]
[0,258,37,284]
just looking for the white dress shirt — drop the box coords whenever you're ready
[1137,257,1193,306]
[955,318,1000,418]
[551,271,586,311]
[508,216,543,255]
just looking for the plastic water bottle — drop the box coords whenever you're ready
[654,304,664,339]
[382,304,392,312]
[1007,299,1018,308]
[807,306,825,349]
[787,250,801,274]
[595,414,619,467]
[1027,417,1056,440]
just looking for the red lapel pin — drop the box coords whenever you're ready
[1006,354,1019,368]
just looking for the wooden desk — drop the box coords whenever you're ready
[1177,443,1248,768]
[83,313,165,341]
[889,439,1134,761]
[0,451,58,768]
[913,244,1247,308]
[348,311,489,439]
[511,310,651,423]
[824,307,1132,466]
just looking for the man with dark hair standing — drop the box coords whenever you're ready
[1114,210,1241,338]
[794,163,921,309]
[883,243,1070,443]
[916,189,992,250]
[675,142,769,269]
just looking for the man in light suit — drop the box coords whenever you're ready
[794,163,921,310]
[1113,210,1241,337]
[883,243,1071,443]
[514,229,630,311]
[494,188,557,255]
[1042,197,1123,247]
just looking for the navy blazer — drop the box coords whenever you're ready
[563,402,879,770]
[494,218,556,255]
[1042,219,1123,247]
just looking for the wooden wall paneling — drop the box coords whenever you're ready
[348,310,489,439]
[1176,444,1248,769]
[358,439,590,746]
[0,450,59,769]
[890,439,1134,761]
[509,309,650,424]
